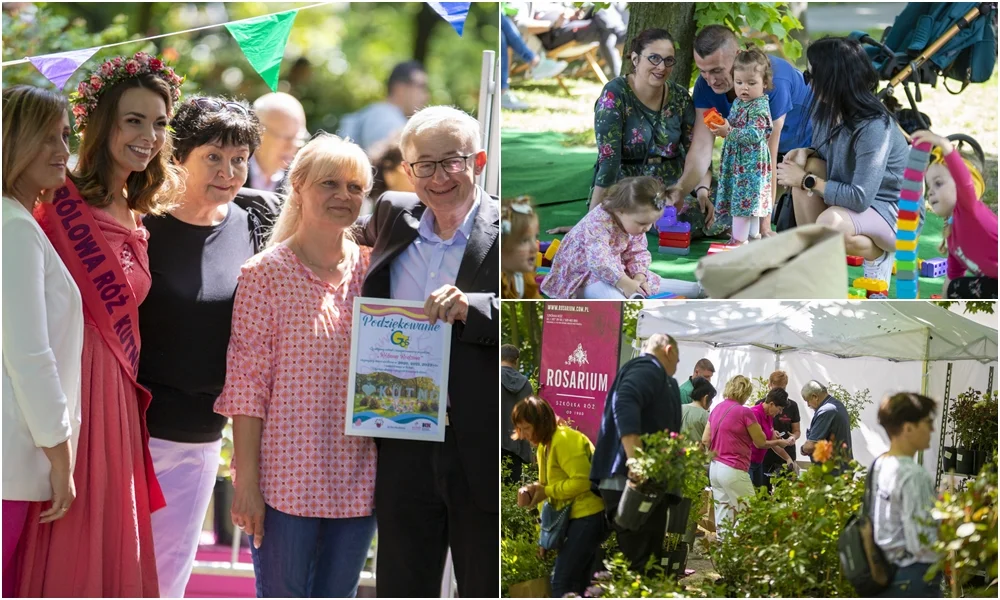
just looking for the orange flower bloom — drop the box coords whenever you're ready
[813,440,834,463]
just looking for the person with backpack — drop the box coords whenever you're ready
[501,344,534,483]
[871,392,942,597]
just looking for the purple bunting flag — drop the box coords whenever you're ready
[426,2,470,36]
[29,47,101,90]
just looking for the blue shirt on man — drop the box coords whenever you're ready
[692,54,813,154]
[806,394,854,461]
[389,188,482,302]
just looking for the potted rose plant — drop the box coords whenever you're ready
[618,431,686,531]
[949,388,982,475]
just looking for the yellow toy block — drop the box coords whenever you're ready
[544,238,560,262]
[892,262,896,275]
[897,219,918,232]
[917,258,924,269]
[853,277,889,293]
[895,239,916,252]
[535,251,543,267]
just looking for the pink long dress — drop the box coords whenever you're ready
[18,205,159,597]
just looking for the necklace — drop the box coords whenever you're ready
[296,242,349,273]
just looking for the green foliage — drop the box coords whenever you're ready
[501,301,544,377]
[622,300,642,341]
[929,450,998,598]
[931,301,997,315]
[827,383,873,431]
[501,458,555,596]
[749,376,770,405]
[693,2,805,63]
[588,552,728,598]
[949,388,999,453]
[501,535,556,596]
[679,445,712,531]
[3,3,497,133]
[628,431,689,495]
[710,459,867,597]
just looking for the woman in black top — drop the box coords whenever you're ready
[138,96,280,597]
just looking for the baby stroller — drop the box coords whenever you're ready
[851,2,997,166]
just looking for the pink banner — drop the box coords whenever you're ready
[539,302,623,443]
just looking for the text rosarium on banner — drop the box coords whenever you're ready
[539,302,623,443]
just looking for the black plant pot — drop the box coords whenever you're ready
[660,542,689,577]
[616,484,660,532]
[665,497,692,535]
[213,476,235,546]
[942,446,958,473]
[954,447,977,475]
[973,448,988,475]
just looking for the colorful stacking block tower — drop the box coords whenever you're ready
[920,257,947,278]
[894,141,931,298]
[656,206,691,255]
[853,277,889,298]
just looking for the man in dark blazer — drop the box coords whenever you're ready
[354,105,499,598]
[590,333,682,572]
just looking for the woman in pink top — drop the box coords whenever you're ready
[215,134,377,597]
[748,388,799,490]
[702,376,793,534]
[539,176,703,299]
[912,130,997,299]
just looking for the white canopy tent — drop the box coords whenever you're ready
[635,301,998,476]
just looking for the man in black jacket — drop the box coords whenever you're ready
[590,333,682,571]
[354,105,498,598]
[501,344,534,484]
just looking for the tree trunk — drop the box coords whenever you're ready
[621,2,696,86]
[788,2,809,61]
[526,302,542,373]
[506,303,521,347]
[413,3,439,65]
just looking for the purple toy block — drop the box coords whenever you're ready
[657,221,691,234]
[539,240,552,253]
[661,206,677,225]
[920,257,947,278]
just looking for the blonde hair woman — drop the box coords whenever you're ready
[2,85,82,597]
[702,375,794,534]
[214,134,378,597]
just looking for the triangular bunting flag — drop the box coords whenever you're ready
[225,9,298,91]
[28,47,101,90]
[426,2,470,36]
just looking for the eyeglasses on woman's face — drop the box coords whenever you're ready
[642,53,677,68]
[407,154,475,178]
[192,97,250,117]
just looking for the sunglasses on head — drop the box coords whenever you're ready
[192,97,250,117]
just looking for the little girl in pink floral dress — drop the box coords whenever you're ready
[540,176,704,299]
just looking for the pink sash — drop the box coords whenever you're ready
[35,181,166,512]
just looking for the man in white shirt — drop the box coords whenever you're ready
[245,92,306,194]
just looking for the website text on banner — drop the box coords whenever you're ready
[539,301,623,443]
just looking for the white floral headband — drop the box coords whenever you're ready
[502,198,535,235]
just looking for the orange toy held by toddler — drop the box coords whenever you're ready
[703,107,726,129]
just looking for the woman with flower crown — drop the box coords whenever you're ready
[17,52,183,597]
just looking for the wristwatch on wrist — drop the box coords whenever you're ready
[802,173,817,191]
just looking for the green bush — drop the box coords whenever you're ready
[501,535,555,596]
[587,552,728,598]
[710,459,867,597]
[501,458,538,542]
[929,450,998,598]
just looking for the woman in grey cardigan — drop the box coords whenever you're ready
[776,37,908,288]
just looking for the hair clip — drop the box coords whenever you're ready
[510,203,533,215]
[651,192,667,211]
[501,219,512,234]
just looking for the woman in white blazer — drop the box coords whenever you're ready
[1,85,84,596]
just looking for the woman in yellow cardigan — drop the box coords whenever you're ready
[511,396,605,597]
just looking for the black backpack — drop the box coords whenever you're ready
[838,455,897,596]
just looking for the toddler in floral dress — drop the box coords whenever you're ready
[710,47,774,245]
[541,176,703,299]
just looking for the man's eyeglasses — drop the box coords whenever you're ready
[642,54,677,68]
[192,97,250,117]
[407,154,475,178]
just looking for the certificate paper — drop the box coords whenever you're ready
[345,298,451,442]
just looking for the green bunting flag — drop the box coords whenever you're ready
[225,9,298,91]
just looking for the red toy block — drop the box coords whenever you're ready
[931,294,942,299]
[658,237,691,249]
[658,231,692,243]
[897,209,919,222]
[847,255,863,266]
